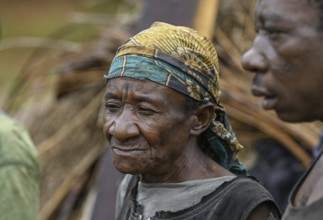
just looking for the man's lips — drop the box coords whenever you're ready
[251,86,278,110]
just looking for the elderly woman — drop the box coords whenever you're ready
[103,22,280,220]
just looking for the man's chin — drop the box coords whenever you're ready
[275,111,315,123]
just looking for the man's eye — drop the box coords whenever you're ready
[268,29,281,36]
[265,27,285,39]
[258,27,284,43]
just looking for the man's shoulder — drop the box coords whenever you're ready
[292,154,323,207]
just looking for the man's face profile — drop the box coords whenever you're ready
[241,0,323,122]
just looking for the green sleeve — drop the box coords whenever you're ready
[0,114,41,220]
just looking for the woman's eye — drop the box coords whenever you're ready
[105,103,120,113]
[138,106,155,115]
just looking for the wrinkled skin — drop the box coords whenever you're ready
[103,77,273,219]
[242,0,323,208]
[241,0,323,122]
[102,77,231,183]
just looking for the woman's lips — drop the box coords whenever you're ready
[112,147,145,156]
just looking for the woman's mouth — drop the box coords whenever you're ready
[112,146,145,156]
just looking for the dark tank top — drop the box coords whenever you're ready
[117,175,281,220]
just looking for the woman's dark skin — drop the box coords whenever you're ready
[103,77,230,183]
[103,77,272,219]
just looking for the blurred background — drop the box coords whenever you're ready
[1,0,322,219]
[0,0,133,104]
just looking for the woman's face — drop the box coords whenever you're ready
[103,77,197,182]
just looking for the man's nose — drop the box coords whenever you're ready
[108,109,139,141]
[241,38,268,73]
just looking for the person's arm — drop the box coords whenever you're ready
[0,115,41,220]
[0,164,40,220]
[247,202,280,220]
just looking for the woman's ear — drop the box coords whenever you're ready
[190,103,215,136]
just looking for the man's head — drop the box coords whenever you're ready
[241,0,323,122]
[103,22,246,179]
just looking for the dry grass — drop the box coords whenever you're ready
[2,0,323,218]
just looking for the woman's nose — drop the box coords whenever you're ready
[108,110,139,141]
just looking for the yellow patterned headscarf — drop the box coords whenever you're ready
[104,22,246,174]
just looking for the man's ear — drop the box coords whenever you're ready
[190,103,215,136]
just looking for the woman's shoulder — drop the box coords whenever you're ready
[214,175,281,219]
[220,175,276,202]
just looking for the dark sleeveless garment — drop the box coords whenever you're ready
[283,149,323,220]
[117,176,281,220]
